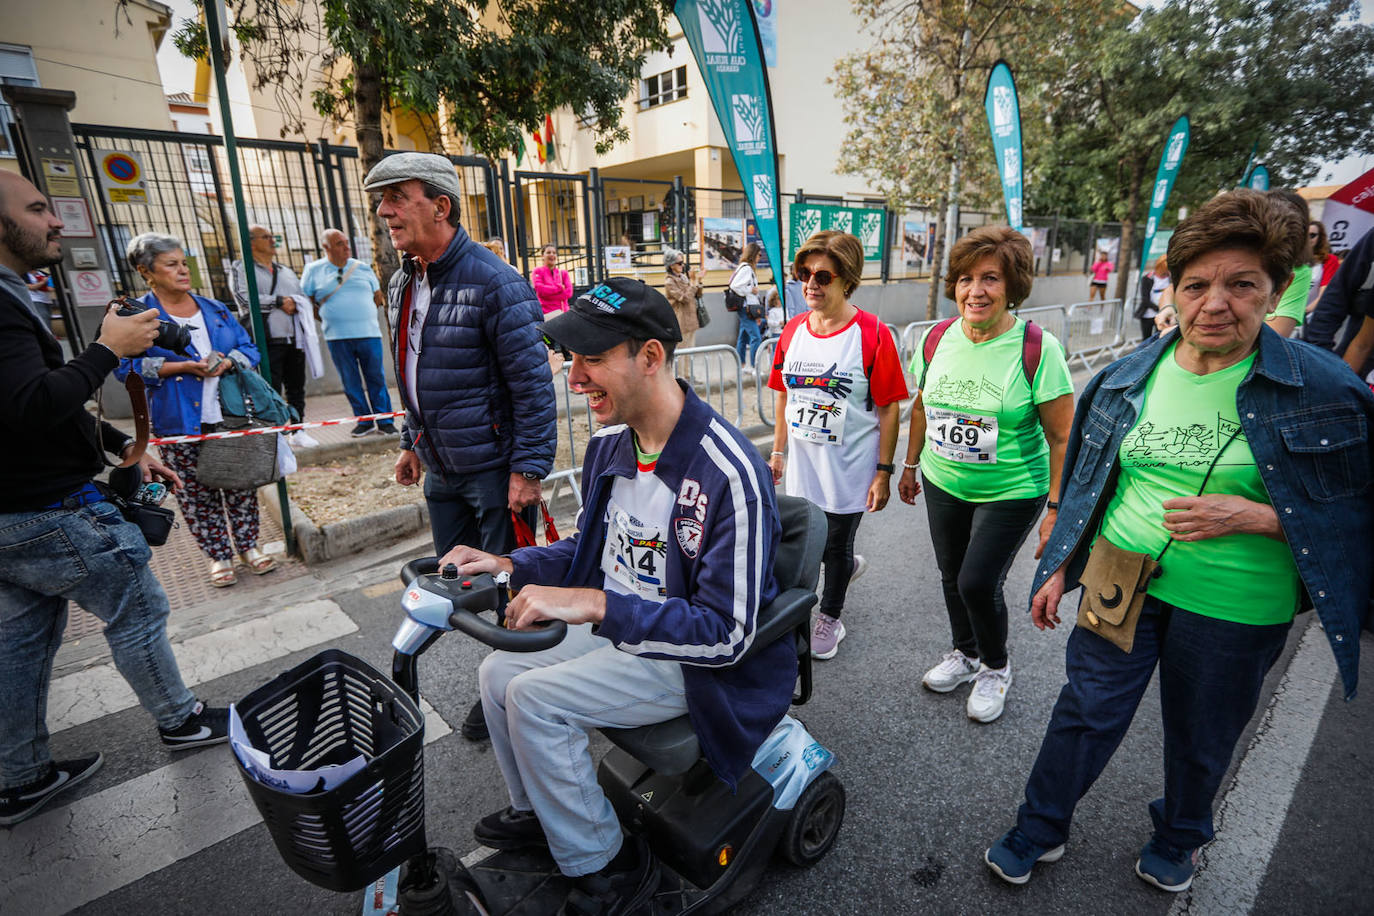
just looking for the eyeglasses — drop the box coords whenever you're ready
[336,267,344,283]
[797,266,836,287]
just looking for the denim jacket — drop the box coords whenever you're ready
[1032,327,1374,699]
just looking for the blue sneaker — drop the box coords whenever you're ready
[985,826,1065,885]
[1135,835,1197,892]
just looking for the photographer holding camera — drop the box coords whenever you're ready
[116,232,276,588]
[0,172,231,827]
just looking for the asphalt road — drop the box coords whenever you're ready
[18,467,1365,916]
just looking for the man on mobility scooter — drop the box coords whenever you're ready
[440,277,794,915]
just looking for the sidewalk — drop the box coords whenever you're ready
[66,390,401,643]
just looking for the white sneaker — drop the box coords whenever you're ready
[290,430,320,448]
[922,649,980,693]
[967,662,1013,723]
[850,554,869,584]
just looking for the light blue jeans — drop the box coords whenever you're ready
[736,316,763,369]
[479,623,687,875]
[0,500,197,789]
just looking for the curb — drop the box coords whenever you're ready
[292,429,400,466]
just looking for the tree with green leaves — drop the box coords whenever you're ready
[171,0,672,280]
[1033,0,1374,300]
[832,0,1120,317]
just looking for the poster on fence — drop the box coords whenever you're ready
[744,216,771,269]
[789,204,886,261]
[902,222,931,269]
[701,217,745,270]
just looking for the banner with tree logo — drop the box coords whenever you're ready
[1247,165,1270,190]
[1142,115,1190,271]
[788,203,886,261]
[676,0,784,275]
[983,60,1025,232]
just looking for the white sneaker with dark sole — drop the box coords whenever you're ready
[922,649,980,693]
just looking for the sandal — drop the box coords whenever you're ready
[241,547,277,575]
[209,559,237,588]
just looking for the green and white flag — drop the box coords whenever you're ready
[676,0,783,273]
[1142,115,1190,270]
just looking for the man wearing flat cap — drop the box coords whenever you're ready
[438,277,789,914]
[363,152,556,741]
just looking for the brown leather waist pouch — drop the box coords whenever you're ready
[1075,535,1161,653]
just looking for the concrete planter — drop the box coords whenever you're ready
[258,482,430,565]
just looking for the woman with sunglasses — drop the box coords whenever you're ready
[768,230,908,659]
[898,226,1074,724]
[1306,220,1339,311]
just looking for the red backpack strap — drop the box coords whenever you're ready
[1021,319,1043,388]
[917,316,959,392]
[855,309,880,410]
[773,313,808,373]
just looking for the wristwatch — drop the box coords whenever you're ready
[519,471,541,481]
[875,462,895,474]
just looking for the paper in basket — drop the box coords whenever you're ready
[229,704,366,793]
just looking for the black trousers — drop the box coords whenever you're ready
[922,476,1044,670]
[266,340,307,420]
[819,511,863,619]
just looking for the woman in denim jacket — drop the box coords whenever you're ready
[985,190,1374,893]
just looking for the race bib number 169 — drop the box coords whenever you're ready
[925,406,998,463]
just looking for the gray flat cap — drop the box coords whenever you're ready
[362,152,462,202]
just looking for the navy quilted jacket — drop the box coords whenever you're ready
[387,227,556,478]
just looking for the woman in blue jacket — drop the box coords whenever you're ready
[116,233,273,587]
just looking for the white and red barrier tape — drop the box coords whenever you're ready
[148,411,406,445]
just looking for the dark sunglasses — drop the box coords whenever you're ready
[797,266,836,287]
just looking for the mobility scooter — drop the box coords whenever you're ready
[232,495,845,914]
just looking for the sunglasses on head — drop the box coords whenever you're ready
[797,266,836,287]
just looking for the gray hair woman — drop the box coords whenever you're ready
[986,189,1374,893]
[114,232,272,588]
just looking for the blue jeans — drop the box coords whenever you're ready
[0,501,197,789]
[326,337,392,426]
[1017,596,1291,850]
[736,316,763,369]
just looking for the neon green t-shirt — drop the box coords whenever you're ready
[1099,344,1299,625]
[1269,264,1311,327]
[909,317,1073,502]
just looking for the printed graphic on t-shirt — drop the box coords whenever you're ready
[1121,414,1247,469]
[603,498,669,600]
[785,361,854,446]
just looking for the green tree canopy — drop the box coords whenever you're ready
[173,0,672,278]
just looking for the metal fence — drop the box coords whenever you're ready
[73,124,497,303]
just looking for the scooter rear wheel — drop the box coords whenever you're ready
[778,772,845,867]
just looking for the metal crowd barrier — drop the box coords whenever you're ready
[1062,299,1125,372]
[542,298,1129,510]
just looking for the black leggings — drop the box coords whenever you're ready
[922,476,1044,670]
[819,511,863,619]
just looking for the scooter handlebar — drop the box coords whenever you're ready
[399,557,568,653]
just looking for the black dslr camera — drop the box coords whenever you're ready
[113,298,193,354]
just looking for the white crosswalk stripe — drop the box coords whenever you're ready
[1,600,452,916]
[47,600,359,734]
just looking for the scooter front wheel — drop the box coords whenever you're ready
[777,771,845,868]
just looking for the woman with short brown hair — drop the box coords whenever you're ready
[900,225,1074,723]
[769,230,907,659]
[986,189,1374,892]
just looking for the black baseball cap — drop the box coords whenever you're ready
[540,277,682,355]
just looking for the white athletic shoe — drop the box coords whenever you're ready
[850,554,869,584]
[290,430,320,448]
[967,662,1013,723]
[922,649,980,693]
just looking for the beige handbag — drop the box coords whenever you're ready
[1074,425,1241,653]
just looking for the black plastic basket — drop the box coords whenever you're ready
[232,649,427,892]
